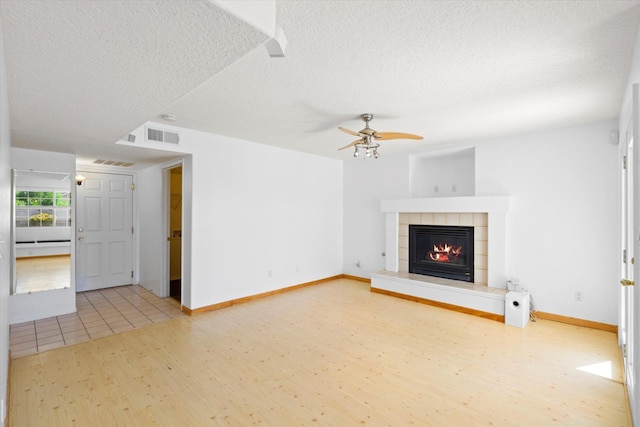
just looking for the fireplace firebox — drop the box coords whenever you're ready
[409,225,474,282]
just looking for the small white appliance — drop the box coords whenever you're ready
[505,291,530,328]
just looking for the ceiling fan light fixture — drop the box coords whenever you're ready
[337,113,423,159]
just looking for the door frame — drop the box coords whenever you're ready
[75,170,135,291]
[76,166,138,288]
[162,160,184,300]
[620,83,639,426]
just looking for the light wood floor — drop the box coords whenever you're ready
[15,255,70,293]
[9,279,629,426]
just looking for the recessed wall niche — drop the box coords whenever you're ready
[410,147,475,198]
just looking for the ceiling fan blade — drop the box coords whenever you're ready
[338,127,361,137]
[338,139,362,151]
[375,132,424,140]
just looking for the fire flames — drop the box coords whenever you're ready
[428,243,462,263]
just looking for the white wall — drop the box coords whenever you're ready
[475,121,619,324]
[343,154,411,276]
[137,129,343,310]
[9,148,77,323]
[410,147,475,198]
[0,15,11,426]
[344,120,619,325]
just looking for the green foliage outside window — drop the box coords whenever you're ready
[56,192,70,207]
[16,191,70,206]
[15,190,71,228]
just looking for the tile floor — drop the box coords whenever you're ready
[9,285,187,359]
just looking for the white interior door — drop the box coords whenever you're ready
[622,84,639,425]
[76,172,133,292]
[631,96,640,426]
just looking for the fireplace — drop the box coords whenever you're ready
[409,224,474,282]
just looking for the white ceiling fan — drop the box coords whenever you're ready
[338,113,423,158]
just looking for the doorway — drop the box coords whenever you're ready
[168,165,182,302]
[76,171,133,292]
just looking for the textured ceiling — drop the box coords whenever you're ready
[0,0,269,166]
[2,0,640,165]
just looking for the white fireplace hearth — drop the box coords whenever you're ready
[372,196,510,317]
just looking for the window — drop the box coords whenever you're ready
[15,190,72,228]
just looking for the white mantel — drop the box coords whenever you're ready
[381,196,510,289]
[381,196,510,214]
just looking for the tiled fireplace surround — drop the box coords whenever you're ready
[398,212,488,285]
[371,196,510,317]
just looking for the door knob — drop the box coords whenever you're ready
[621,278,635,286]
[78,236,84,241]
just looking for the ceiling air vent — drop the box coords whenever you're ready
[93,159,136,167]
[146,126,180,144]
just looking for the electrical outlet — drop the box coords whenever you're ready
[507,278,521,291]
[267,270,272,277]
[575,291,583,302]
